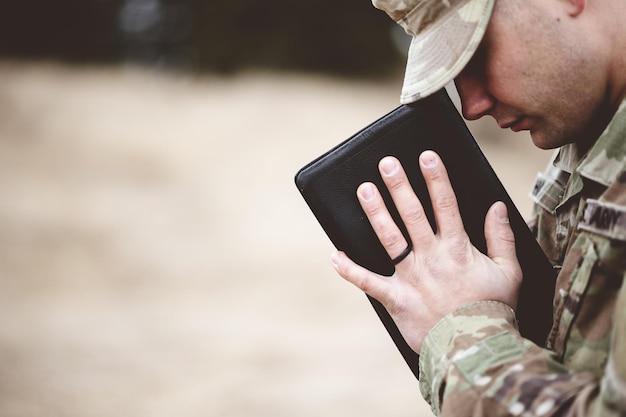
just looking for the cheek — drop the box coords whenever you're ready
[483,52,531,104]
[528,91,599,149]
[486,76,532,112]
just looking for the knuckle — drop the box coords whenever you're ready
[424,255,442,276]
[426,167,445,182]
[341,263,368,290]
[434,194,457,211]
[358,276,375,294]
[364,202,384,217]
[403,205,426,225]
[386,177,405,192]
[388,290,406,315]
[446,235,472,261]
[499,229,516,243]
[379,227,404,248]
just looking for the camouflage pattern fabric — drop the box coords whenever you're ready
[418,99,626,416]
[372,0,494,103]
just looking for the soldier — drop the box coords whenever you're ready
[331,0,626,415]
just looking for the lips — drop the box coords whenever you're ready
[499,117,526,131]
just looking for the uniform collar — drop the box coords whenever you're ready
[553,99,626,184]
[575,98,626,187]
[553,98,626,209]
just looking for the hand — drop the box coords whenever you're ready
[331,151,522,353]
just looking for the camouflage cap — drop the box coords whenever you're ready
[373,0,495,103]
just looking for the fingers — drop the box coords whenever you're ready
[357,182,412,262]
[377,157,434,249]
[484,202,522,284]
[356,152,467,267]
[418,151,466,240]
[378,152,465,246]
[331,251,389,302]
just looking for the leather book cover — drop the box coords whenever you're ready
[294,89,556,380]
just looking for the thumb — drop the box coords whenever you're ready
[484,201,521,280]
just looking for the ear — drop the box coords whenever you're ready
[562,0,586,17]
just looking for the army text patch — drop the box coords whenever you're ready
[579,199,626,241]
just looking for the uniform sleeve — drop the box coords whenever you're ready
[418,299,626,417]
[594,282,626,415]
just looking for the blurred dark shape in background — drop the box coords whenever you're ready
[118,0,195,71]
[0,0,406,77]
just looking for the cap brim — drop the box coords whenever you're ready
[399,0,495,104]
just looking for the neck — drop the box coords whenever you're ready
[603,1,626,105]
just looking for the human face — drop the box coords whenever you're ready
[454,0,611,150]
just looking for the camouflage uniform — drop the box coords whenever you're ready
[371,0,495,103]
[418,99,626,416]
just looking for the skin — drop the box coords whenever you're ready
[332,153,521,352]
[457,0,626,150]
[332,0,626,354]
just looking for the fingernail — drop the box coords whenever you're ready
[496,203,510,224]
[380,157,398,176]
[331,252,341,268]
[359,183,376,202]
[420,151,437,168]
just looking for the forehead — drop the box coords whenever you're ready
[476,0,534,51]
[458,4,530,74]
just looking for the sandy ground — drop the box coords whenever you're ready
[0,61,551,417]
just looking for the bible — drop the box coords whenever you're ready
[294,88,556,380]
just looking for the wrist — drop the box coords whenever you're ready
[422,301,519,355]
[418,301,522,411]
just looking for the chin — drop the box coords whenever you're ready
[529,130,571,150]
[530,133,557,150]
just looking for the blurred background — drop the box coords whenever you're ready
[0,1,551,416]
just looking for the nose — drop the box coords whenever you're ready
[454,70,495,121]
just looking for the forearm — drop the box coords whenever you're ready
[418,301,617,417]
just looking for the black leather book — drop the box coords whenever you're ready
[294,89,556,380]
